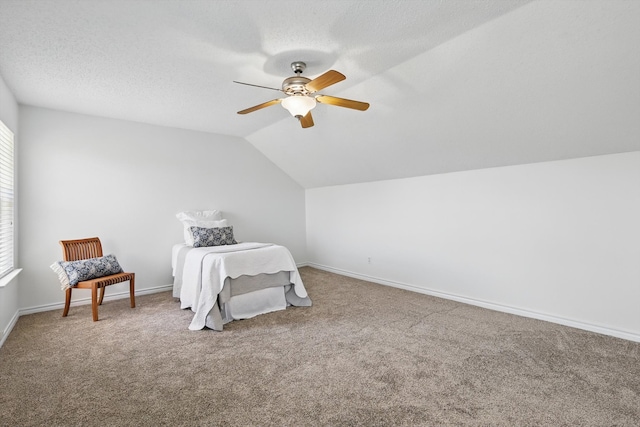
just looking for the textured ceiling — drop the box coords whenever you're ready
[1,0,639,188]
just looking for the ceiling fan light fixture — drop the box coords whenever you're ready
[281,95,316,118]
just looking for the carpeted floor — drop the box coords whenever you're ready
[1,267,639,426]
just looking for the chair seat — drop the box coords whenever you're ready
[74,272,135,289]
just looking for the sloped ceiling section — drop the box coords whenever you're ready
[247,1,640,188]
[1,1,638,188]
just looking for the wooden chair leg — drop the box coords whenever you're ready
[98,286,106,305]
[91,285,99,322]
[62,288,72,317]
[129,276,136,308]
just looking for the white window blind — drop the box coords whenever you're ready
[0,119,14,278]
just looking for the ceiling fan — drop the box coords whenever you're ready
[234,61,369,129]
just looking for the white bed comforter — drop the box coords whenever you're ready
[175,242,307,330]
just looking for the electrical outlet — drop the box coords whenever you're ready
[367,257,371,264]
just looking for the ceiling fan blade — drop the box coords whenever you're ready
[299,111,314,128]
[233,81,283,92]
[237,99,282,114]
[316,95,370,111]
[305,70,346,93]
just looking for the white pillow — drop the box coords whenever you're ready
[176,211,226,246]
[176,210,222,222]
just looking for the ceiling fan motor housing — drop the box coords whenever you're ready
[282,76,312,96]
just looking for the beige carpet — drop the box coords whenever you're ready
[1,267,639,426]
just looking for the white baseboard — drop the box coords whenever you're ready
[19,284,174,316]
[307,263,640,343]
[0,309,20,348]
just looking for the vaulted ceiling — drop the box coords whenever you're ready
[1,0,638,188]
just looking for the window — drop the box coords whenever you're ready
[0,119,14,278]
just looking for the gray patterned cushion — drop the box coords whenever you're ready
[190,226,237,248]
[51,254,123,289]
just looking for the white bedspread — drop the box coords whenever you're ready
[175,242,307,330]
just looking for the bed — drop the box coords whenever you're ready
[172,242,311,331]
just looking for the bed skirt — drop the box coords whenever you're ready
[213,271,310,330]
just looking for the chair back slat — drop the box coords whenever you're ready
[59,237,104,261]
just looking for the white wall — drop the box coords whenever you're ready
[18,106,306,311]
[306,152,640,341]
[0,73,19,345]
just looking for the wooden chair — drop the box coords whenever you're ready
[60,237,135,321]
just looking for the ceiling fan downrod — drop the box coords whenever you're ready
[290,61,307,75]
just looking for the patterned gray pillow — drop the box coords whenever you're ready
[190,226,237,247]
[52,254,123,287]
